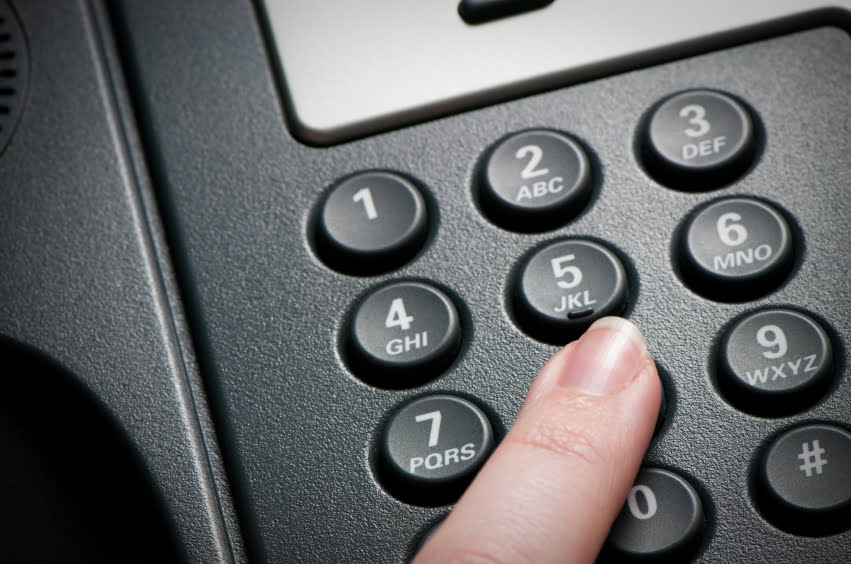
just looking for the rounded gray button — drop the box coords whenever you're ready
[719,309,834,416]
[513,239,629,343]
[380,395,494,505]
[677,197,794,300]
[347,282,461,388]
[641,89,756,189]
[316,171,428,274]
[758,424,851,535]
[478,130,592,231]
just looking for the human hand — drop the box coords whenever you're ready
[412,317,661,563]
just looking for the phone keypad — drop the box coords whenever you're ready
[308,84,848,554]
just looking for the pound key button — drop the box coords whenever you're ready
[380,395,495,505]
[718,309,833,416]
[347,282,461,388]
[758,424,851,536]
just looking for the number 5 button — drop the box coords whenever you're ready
[677,197,794,300]
[315,171,428,274]
[346,282,461,388]
[379,395,495,505]
[513,239,628,343]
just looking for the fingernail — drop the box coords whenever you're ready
[558,317,648,396]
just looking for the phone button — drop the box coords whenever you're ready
[641,89,756,189]
[316,171,428,274]
[478,129,592,232]
[605,468,705,560]
[677,197,794,301]
[346,282,461,388]
[718,309,833,416]
[379,395,495,505]
[757,424,851,536]
[513,239,629,343]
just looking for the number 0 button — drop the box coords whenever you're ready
[347,282,461,388]
[718,309,834,416]
[379,395,495,505]
[477,130,592,231]
[316,171,428,274]
[641,89,757,189]
[605,468,705,560]
[677,197,794,300]
[513,239,629,343]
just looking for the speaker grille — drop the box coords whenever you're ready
[0,1,27,157]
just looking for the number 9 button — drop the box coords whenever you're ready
[677,197,794,300]
[315,171,428,274]
[718,309,834,416]
[346,282,461,388]
[379,394,495,505]
[513,239,628,343]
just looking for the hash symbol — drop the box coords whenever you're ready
[797,440,827,478]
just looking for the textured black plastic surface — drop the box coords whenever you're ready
[109,1,851,561]
[0,1,243,562]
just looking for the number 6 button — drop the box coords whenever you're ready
[379,395,495,505]
[513,239,629,343]
[677,197,794,301]
[718,309,834,416]
[315,171,429,274]
[346,282,461,388]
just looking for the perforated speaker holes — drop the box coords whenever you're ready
[0,1,28,157]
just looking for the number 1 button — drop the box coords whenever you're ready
[604,468,705,561]
[347,282,461,388]
[379,395,495,505]
[316,171,428,274]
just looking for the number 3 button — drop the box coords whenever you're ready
[346,282,461,388]
[513,239,629,343]
[315,171,429,274]
[677,197,795,300]
[640,89,757,189]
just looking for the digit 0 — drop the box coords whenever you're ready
[627,485,658,520]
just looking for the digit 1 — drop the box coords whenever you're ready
[353,187,378,220]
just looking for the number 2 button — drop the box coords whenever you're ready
[346,282,461,388]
